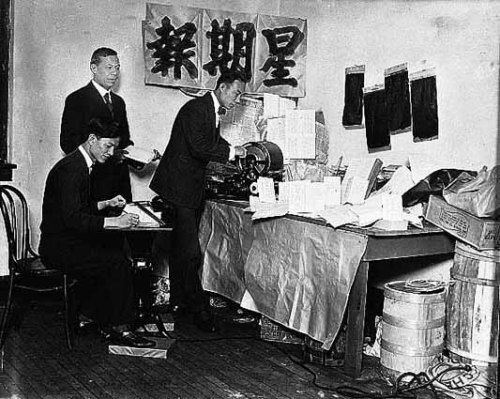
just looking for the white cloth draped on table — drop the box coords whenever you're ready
[199,200,368,350]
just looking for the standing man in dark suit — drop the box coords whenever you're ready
[150,72,246,332]
[61,47,133,203]
[40,117,154,348]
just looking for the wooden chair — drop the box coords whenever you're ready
[0,185,77,351]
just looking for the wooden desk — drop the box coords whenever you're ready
[105,201,172,329]
[199,199,455,378]
[339,225,455,377]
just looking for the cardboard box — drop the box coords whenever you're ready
[260,316,304,345]
[109,337,175,359]
[425,195,500,250]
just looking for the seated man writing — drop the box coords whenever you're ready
[39,117,154,348]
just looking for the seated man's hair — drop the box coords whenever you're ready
[88,117,121,139]
[91,47,118,65]
[215,71,245,89]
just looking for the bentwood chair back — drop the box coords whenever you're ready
[0,185,76,351]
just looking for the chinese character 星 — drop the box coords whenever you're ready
[260,26,304,87]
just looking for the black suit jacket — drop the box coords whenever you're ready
[39,150,105,265]
[61,81,131,153]
[60,81,132,201]
[149,93,230,209]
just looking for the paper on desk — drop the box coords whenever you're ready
[381,194,404,221]
[251,201,289,220]
[278,181,290,202]
[288,180,310,213]
[373,166,414,196]
[307,182,327,213]
[123,203,161,227]
[257,177,276,203]
[123,146,157,165]
[324,176,341,206]
[351,201,384,227]
[318,205,358,228]
[343,176,369,205]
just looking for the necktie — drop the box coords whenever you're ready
[104,92,114,118]
[217,106,226,116]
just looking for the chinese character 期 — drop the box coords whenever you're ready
[147,16,198,80]
[203,18,256,82]
[260,26,304,87]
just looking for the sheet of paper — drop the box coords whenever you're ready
[280,97,296,112]
[257,177,276,203]
[381,194,404,221]
[288,180,310,213]
[263,93,280,118]
[318,205,358,228]
[351,203,383,227]
[306,182,327,213]
[285,109,316,159]
[123,203,161,227]
[124,146,155,164]
[220,96,263,146]
[278,181,290,202]
[266,117,287,162]
[324,176,342,206]
[342,176,369,205]
[251,201,289,221]
[263,94,296,119]
[374,166,415,196]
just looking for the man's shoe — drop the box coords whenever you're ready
[171,304,188,319]
[194,310,217,333]
[117,331,156,348]
[100,327,121,341]
[76,316,98,335]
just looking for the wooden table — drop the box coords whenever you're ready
[106,201,173,329]
[200,199,455,378]
[338,224,455,377]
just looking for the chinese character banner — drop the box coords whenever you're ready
[143,3,307,97]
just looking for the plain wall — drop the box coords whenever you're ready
[9,0,500,249]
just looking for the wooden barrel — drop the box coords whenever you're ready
[380,280,446,380]
[446,241,499,366]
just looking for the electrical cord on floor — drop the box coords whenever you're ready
[266,341,473,399]
[162,321,473,399]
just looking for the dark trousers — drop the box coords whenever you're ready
[168,203,208,314]
[42,233,136,328]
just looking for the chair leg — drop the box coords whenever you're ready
[0,273,15,350]
[63,274,73,350]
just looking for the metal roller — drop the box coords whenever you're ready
[237,141,284,175]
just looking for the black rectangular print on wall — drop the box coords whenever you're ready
[363,84,390,151]
[384,63,411,134]
[410,71,438,142]
[342,65,365,127]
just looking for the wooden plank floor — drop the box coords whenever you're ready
[0,297,451,399]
